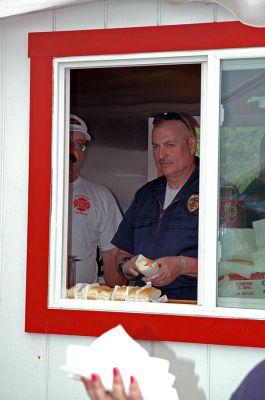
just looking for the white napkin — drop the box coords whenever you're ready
[252,249,265,272]
[135,254,159,276]
[62,325,179,400]
[253,219,265,250]
[218,260,254,278]
[220,228,257,262]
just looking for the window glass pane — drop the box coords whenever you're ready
[218,58,265,309]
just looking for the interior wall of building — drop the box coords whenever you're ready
[71,63,201,212]
[1,1,265,400]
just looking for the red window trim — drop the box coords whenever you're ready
[26,21,265,345]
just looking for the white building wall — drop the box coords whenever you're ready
[0,1,264,400]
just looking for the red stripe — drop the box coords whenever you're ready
[29,22,265,58]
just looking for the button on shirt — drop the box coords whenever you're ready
[112,164,199,300]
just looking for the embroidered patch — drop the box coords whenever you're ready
[187,194,199,212]
[221,197,240,223]
[73,195,90,214]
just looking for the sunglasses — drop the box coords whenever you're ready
[153,112,190,131]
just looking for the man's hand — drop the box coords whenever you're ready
[144,256,184,286]
[122,255,140,279]
[146,256,198,286]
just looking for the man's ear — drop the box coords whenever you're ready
[189,136,197,155]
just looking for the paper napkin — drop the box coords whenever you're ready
[62,325,179,400]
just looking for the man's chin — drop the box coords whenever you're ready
[69,168,78,181]
[69,164,78,174]
[160,166,172,175]
[69,174,78,182]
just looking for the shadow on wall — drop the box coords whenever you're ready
[153,342,207,400]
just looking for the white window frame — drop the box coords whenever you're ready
[48,47,265,320]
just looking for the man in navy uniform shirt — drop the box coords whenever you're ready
[112,112,199,300]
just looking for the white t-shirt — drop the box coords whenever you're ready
[68,176,122,283]
[163,184,180,209]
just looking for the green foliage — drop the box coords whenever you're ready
[193,126,264,193]
[219,127,265,193]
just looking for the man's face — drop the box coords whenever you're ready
[69,131,87,181]
[152,120,197,181]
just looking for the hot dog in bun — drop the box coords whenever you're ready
[135,254,159,276]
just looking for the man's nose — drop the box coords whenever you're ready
[70,153,77,163]
[157,146,166,159]
[70,143,80,159]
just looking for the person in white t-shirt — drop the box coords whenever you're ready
[68,114,123,286]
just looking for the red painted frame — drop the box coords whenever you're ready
[26,21,265,345]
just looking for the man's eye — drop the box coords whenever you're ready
[76,141,85,149]
[152,144,158,150]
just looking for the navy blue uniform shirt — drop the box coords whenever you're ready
[112,160,199,300]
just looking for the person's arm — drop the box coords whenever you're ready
[97,187,123,287]
[102,248,139,287]
[115,248,140,283]
[81,367,142,400]
[145,256,198,287]
[102,248,124,287]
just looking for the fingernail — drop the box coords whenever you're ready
[130,376,135,384]
[81,376,88,384]
[113,367,119,377]
[91,373,98,382]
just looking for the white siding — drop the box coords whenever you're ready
[209,345,265,400]
[106,0,159,28]
[160,2,216,25]
[215,4,237,22]
[55,1,105,30]
[1,2,262,400]
[0,11,54,400]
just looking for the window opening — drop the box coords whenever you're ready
[66,63,201,303]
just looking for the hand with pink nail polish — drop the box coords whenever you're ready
[81,367,142,400]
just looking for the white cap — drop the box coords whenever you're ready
[70,114,91,141]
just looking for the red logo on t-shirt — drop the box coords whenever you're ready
[73,195,90,214]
